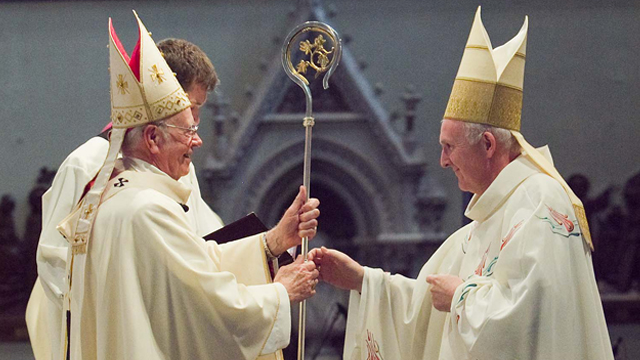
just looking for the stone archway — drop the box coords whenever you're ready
[257,165,363,250]
[255,165,358,359]
[240,137,396,240]
[243,141,394,358]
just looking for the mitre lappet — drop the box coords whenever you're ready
[444,6,593,250]
[57,10,191,254]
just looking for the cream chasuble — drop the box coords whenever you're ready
[36,11,291,359]
[26,137,228,360]
[344,149,613,360]
[28,137,109,360]
[66,161,288,360]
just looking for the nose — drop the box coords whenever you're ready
[440,148,450,168]
[191,132,203,148]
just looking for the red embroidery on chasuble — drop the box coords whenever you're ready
[546,205,575,232]
[536,205,580,238]
[475,244,491,276]
[365,329,384,360]
[500,220,524,251]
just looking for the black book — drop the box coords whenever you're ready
[204,212,267,243]
[204,213,294,266]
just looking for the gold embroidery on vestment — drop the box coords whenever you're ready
[116,74,129,95]
[444,78,522,131]
[149,64,166,84]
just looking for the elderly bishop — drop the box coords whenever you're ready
[55,12,320,360]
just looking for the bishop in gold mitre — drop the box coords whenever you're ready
[308,6,614,360]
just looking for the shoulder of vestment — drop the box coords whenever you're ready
[506,172,574,216]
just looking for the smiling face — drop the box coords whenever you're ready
[154,109,200,180]
[439,119,491,195]
[152,84,208,180]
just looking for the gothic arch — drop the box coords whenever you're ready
[235,137,398,239]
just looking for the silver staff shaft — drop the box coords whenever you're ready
[281,20,341,360]
[297,114,314,360]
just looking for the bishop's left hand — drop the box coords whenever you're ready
[266,186,319,256]
[426,274,464,312]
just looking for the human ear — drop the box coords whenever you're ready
[143,125,162,155]
[483,132,497,158]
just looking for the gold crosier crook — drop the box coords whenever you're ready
[281,21,342,360]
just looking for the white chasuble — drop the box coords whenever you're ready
[344,150,613,360]
[66,166,288,360]
[27,138,228,360]
[28,136,110,360]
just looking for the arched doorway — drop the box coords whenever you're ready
[254,159,376,359]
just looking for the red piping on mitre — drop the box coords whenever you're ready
[101,122,112,133]
[129,37,141,81]
[109,18,130,63]
[108,17,141,81]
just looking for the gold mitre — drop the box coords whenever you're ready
[444,6,528,131]
[109,10,191,128]
[445,7,594,250]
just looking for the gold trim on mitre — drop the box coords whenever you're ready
[109,10,190,128]
[444,6,528,131]
[445,79,523,131]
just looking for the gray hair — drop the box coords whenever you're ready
[462,122,521,155]
[121,119,168,156]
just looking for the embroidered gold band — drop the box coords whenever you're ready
[112,88,190,128]
[444,78,522,131]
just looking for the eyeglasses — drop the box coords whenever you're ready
[162,123,199,137]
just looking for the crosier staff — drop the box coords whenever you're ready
[281,21,342,360]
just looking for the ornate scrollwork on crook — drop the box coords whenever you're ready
[282,21,342,90]
[296,34,335,78]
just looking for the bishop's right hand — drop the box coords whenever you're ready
[274,255,319,303]
[308,246,364,293]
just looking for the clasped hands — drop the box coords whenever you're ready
[267,187,463,310]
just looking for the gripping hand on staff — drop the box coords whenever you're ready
[274,255,319,303]
[264,186,320,257]
[308,246,364,293]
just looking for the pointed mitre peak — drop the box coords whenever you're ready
[455,6,528,90]
[444,6,528,131]
[109,10,190,128]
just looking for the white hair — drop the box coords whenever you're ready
[121,119,168,156]
[461,121,522,156]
